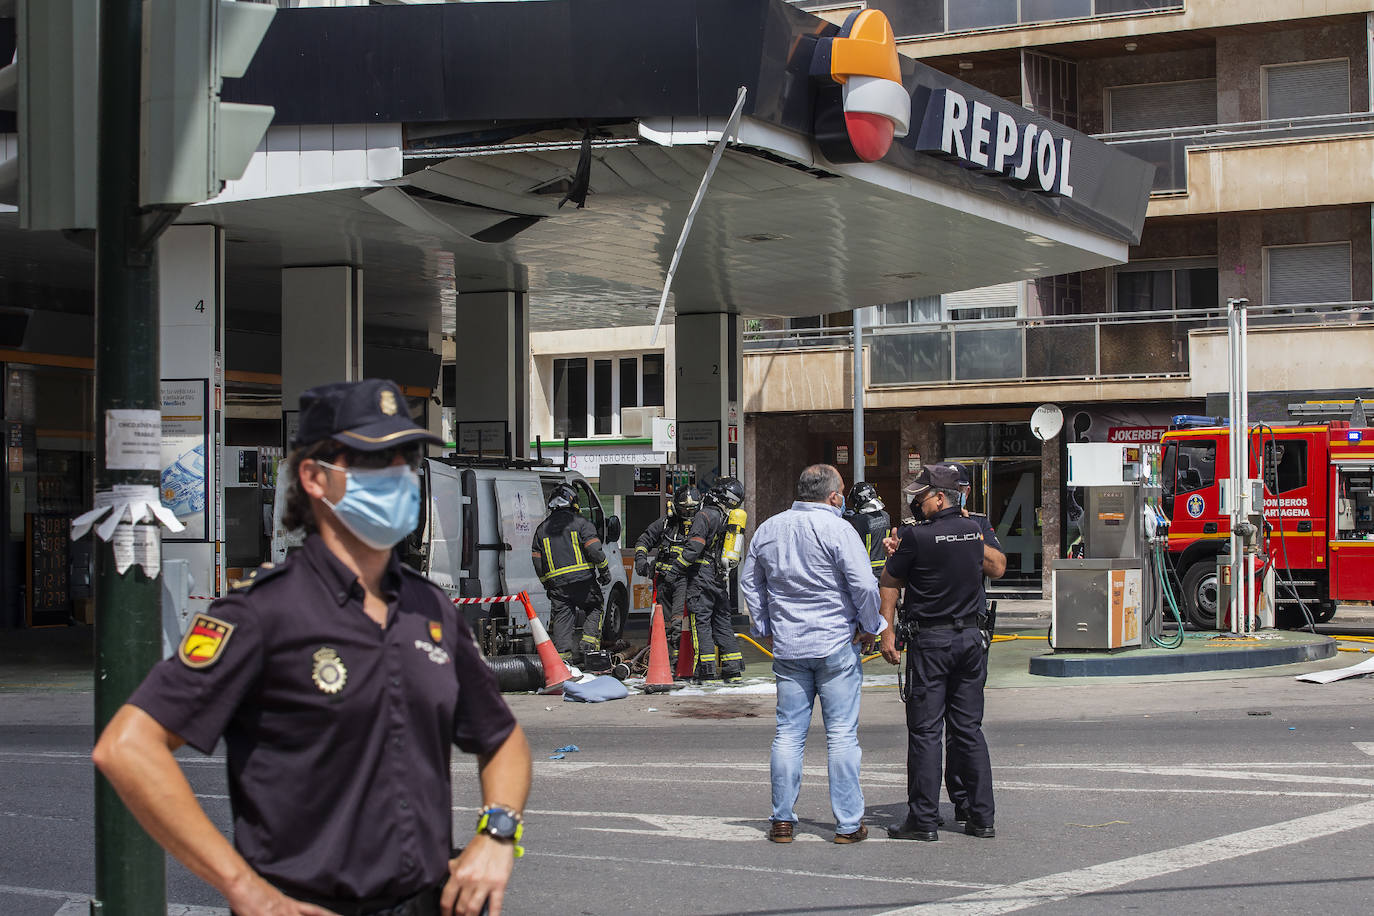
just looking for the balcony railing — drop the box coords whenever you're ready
[787,0,1183,39]
[1096,112,1374,193]
[744,301,1374,387]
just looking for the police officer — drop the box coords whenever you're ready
[879,463,996,842]
[669,477,746,682]
[92,378,532,916]
[844,481,891,577]
[532,482,613,667]
[634,485,701,664]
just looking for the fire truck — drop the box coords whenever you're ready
[1159,420,1374,628]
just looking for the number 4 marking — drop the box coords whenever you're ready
[194,300,205,313]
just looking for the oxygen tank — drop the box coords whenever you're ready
[720,507,748,570]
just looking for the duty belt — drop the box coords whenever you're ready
[277,885,441,916]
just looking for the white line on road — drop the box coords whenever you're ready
[0,885,226,916]
[530,850,996,891]
[1355,742,1374,756]
[872,798,1374,916]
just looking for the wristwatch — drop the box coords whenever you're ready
[476,806,525,858]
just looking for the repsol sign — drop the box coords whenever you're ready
[911,88,1074,198]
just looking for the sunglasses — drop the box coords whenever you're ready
[316,445,422,471]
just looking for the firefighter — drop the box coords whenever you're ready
[845,481,891,577]
[633,485,701,665]
[669,477,746,683]
[531,483,612,667]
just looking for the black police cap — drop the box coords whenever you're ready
[293,379,443,452]
[903,463,962,497]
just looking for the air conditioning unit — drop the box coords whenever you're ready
[621,406,665,437]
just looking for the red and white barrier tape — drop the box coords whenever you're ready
[453,594,524,605]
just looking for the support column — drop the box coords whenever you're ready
[450,290,529,457]
[281,265,364,412]
[158,225,226,600]
[674,312,743,488]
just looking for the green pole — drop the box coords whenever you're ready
[93,0,171,912]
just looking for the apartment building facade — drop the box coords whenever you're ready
[752,0,1374,594]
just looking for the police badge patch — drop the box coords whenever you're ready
[379,389,398,416]
[428,620,442,642]
[311,647,347,694]
[178,614,235,668]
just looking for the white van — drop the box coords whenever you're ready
[404,457,630,657]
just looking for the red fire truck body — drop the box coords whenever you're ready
[1159,422,1374,627]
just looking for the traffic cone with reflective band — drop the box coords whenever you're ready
[644,602,675,694]
[675,625,695,679]
[520,591,572,692]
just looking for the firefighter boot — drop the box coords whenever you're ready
[694,659,719,683]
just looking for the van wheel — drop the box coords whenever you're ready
[601,586,627,644]
[1181,563,1219,630]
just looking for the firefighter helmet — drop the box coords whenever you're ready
[710,477,745,510]
[847,481,883,513]
[672,485,702,519]
[547,482,578,511]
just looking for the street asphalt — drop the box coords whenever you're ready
[6,603,1374,914]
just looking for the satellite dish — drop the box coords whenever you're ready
[1030,404,1064,441]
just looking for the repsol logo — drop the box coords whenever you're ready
[934,532,983,543]
[912,87,1073,197]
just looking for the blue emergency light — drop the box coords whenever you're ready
[1349,429,1364,443]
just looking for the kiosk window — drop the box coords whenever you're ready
[1263,439,1308,494]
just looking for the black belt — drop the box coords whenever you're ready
[910,616,977,631]
[282,885,440,916]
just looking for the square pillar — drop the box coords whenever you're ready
[450,290,529,457]
[158,225,225,599]
[674,312,743,487]
[281,265,364,410]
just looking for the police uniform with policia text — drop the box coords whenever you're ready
[532,483,611,664]
[94,378,531,916]
[881,463,995,841]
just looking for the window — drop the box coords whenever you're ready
[1106,79,1218,132]
[1165,440,1216,499]
[1263,439,1308,495]
[593,359,613,435]
[1114,259,1217,312]
[619,358,637,414]
[868,297,942,325]
[1265,243,1352,306]
[573,479,604,538]
[552,358,587,439]
[1263,59,1350,120]
[945,281,1023,321]
[642,354,664,408]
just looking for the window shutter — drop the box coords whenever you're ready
[1267,244,1352,305]
[945,282,1023,319]
[1264,60,1350,119]
[1106,80,1217,132]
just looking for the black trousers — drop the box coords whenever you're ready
[903,627,994,829]
[547,577,603,656]
[653,571,687,654]
[685,565,742,676]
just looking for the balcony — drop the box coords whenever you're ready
[788,0,1183,39]
[1096,112,1374,195]
[744,301,1374,389]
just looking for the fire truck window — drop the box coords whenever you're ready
[1174,442,1215,495]
[1263,440,1307,494]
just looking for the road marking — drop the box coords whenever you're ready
[1075,765,1374,788]
[531,851,995,891]
[1355,742,1374,756]
[0,886,226,916]
[873,798,1374,916]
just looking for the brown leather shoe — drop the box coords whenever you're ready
[833,825,868,844]
[769,820,795,843]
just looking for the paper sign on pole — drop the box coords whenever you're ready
[652,418,677,454]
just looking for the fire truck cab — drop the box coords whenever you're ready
[1160,421,1374,628]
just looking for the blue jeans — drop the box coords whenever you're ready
[770,644,865,833]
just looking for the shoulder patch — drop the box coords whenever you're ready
[178,614,235,668]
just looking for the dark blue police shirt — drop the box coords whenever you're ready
[130,535,517,902]
[883,506,987,624]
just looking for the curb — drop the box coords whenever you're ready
[1027,636,1337,678]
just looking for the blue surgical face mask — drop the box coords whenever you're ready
[960,490,969,508]
[318,461,420,550]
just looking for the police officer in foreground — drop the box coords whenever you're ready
[93,378,532,916]
[844,481,891,577]
[669,477,746,682]
[634,485,701,665]
[532,482,612,668]
[879,463,1001,842]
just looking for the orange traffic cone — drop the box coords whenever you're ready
[644,602,675,694]
[519,591,572,692]
[675,625,695,679]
